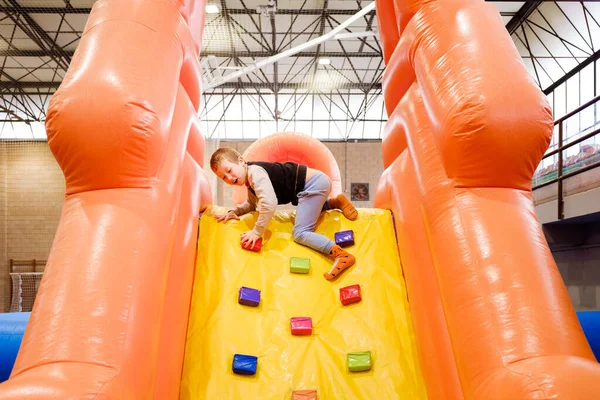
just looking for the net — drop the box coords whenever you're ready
[9,271,43,312]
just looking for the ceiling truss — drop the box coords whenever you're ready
[0,1,596,141]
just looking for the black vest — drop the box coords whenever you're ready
[247,161,307,205]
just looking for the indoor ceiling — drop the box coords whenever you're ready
[0,1,597,140]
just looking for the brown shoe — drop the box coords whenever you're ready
[328,194,358,221]
[324,245,356,280]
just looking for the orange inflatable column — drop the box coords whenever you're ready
[398,0,600,398]
[377,1,464,398]
[176,0,208,54]
[381,26,415,118]
[155,152,203,400]
[187,118,206,168]
[186,118,213,211]
[391,0,426,33]
[384,91,464,400]
[373,168,393,210]
[198,167,213,212]
[381,104,409,168]
[0,0,206,398]
[374,0,399,64]
[155,1,208,397]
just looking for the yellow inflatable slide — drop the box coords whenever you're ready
[180,207,427,399]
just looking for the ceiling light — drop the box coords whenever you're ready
[333,31,376,40]
[318,58,331,65]
[205,4,220,13]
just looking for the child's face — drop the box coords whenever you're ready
[214,158,247,186]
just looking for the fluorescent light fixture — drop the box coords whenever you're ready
[333,31,376,40]
[318,58,331,65]
[206,4,220,13]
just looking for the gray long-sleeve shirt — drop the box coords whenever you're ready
[231,164,278,236]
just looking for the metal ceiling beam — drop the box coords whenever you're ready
[0,6,369,15]
[311,0,329,84]
[0,5,90,13]
[202,90,381,97]
[0,81,381,91]
[543,48,600,95]
[505,1,542,35]
[270,3,278,117]
[0,65,44,120]
[0,81,60,88]
[358,12,376,53]
[0,6,373,15]
[0,6,514,17]
[228,8,375,16]
[4,0,71,70]
[186,81,383,90]
[0,49,381,58]
[0,102,29,123]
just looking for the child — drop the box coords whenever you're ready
[210,147,358,280]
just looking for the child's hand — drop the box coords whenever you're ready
[241,231,261,248]
[214,210,240,223]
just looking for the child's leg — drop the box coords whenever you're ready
[292,173,335,253]
[293,172,355,280]
[324,193,358,221]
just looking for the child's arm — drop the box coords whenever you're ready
[215,193,257,222]
[230,197,257,217]
[247,166,277,237]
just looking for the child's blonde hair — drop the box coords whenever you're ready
[210,147,242,171]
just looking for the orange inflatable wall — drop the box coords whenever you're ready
[233,132,343,205]
[0,0,210,398]
[374,0,600,399]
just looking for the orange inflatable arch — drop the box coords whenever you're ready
[0,0,599,399]
[232,131,343,205]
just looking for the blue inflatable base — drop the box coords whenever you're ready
[0,311,598,384]
[0,312,30,383]
[577,311,600,361]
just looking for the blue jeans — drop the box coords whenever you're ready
[292,171,335,254]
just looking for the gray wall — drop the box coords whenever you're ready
[545,218,600,310]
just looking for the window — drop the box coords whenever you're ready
[553,83,567,120]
